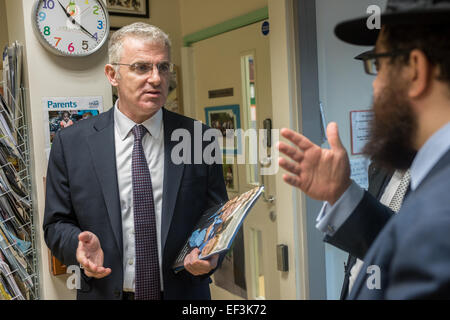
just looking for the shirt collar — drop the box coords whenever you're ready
[114,100,163,141]
[410,122,450,191]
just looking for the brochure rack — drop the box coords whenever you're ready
[0,42,39,300]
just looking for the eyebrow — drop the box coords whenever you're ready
[132,60,170,64]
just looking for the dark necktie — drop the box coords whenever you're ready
[132,125,160,300]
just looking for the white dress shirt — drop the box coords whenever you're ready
[114,102,165,292]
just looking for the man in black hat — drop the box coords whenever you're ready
[278,0,450,299]
[326,51,410,300]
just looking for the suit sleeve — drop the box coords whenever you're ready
[43,130,81,266]
[386,205,450,299]
[324,191,394,259]
[198,131,228,277]
[206,159,228,206]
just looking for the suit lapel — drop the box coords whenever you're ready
[368,165,392,199]
[87,108,123,256]
[161,108,185,252]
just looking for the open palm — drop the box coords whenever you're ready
[76,231,111,279]
[277,122,351,205]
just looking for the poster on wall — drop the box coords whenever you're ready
[222,156,238,193]
[165,65,183,115]
[350,109,374,155]
[205,105,242,155]
[42,96,103,159]
[350,156,370,190]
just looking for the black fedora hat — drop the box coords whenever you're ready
[335,0,450,46]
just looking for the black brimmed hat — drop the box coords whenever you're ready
[335,0,450,46]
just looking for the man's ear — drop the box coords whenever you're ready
[407,49,433,99]
[105,64,119,86]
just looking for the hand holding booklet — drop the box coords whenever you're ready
[173,186,264,273]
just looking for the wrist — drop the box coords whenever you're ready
[329,178,352,205]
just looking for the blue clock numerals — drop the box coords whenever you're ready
[42,0,55,9]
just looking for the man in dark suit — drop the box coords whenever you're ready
[278,0,450,299]
[43,23,228,300]
[325,51,407,300]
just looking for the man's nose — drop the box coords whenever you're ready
[147,65,161,85]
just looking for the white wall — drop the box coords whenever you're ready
[315,0,386,299]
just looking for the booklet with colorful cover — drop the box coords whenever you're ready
[173,186,264,273]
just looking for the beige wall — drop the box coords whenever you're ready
[110,0,182,66]
[0,0,9,81]
[179,0,267,36]
[0,0,8,49]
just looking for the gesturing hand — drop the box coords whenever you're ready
[277,122,352,205]
[76,231,111,279]
[184,248,219,276]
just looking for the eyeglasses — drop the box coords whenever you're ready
[360,50,411,75]
[112,61,174,76]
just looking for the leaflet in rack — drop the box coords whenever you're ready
[173,186,263,273]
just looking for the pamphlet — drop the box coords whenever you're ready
[173,186,264,273]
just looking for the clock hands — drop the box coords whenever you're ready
[56,0,97,40]
[78,24,97,41]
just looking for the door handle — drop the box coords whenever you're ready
[260,157,275,204]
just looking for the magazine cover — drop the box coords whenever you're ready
[173,186,264,273]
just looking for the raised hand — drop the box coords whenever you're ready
[76,231,112,279]
[277,122,351,205]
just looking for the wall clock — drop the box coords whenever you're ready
[32,0,110,57]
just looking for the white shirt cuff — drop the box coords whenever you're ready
[315,181,365,236]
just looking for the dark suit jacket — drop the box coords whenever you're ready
[324,164,393,299]
[43,107,228,300]
[349,150,450,299]
[324,164,395,261]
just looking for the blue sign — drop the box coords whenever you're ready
[261,21,269,36]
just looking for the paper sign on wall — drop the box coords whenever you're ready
[350,157,371,190]
[43,96,103,159]
[350,110,374,155]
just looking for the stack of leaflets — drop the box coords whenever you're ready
[173,186,263,273]
[0,42,35,300]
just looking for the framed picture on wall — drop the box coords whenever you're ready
[205,105,241,155]
[107,0,150,18]
[222,157,238,193]
[165,65,184,115]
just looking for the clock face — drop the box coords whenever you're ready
[32,0,110,57]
